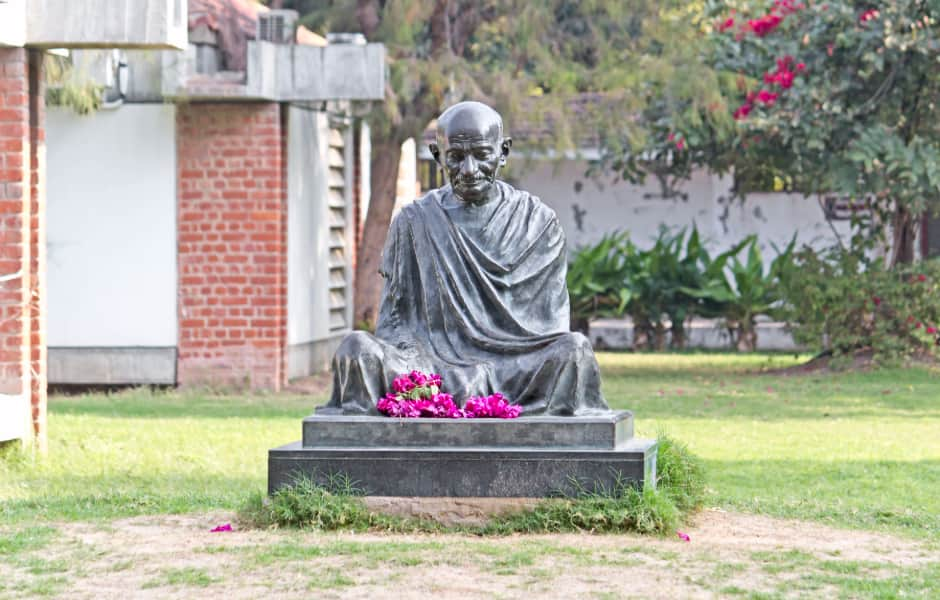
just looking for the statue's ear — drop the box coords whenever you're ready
[429,142,441,165]
[500,137,512,165]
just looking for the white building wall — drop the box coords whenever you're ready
[287,106,331,347]
[515,160,851,263]
[46,104,178,348]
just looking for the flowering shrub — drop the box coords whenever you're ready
[377,371,521,419]
[780,251,940,365]
[707,0,940,264]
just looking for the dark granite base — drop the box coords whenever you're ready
[268,411,657,498]
[268,438,657,497]
[302,412,634,449]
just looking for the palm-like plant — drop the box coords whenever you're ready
[567,232,634,333]
[686,236,796,350]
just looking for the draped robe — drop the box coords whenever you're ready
[323,181,609,416]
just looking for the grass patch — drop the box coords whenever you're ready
[308,568,354,590]
[798,561,940,598]
[237,474,440,532]
[0,526,57,557]
[142,566,219,589]
[1,353,938,540]
[11,575,68,597]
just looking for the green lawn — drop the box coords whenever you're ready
[2,352,939,540]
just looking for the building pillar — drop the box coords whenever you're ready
[0,47,45,449]
[176,102,288,390]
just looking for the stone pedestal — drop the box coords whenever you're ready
[268,411,657,498]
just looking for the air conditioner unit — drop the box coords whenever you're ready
[258,10,298,44]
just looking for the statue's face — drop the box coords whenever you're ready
[430,104,511,205]
[440,131,503,203]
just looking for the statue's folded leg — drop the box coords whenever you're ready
[324,331,408,414]
[509,332,607,416]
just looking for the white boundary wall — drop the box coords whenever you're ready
[514,160,852,262]
[46,104,178,348]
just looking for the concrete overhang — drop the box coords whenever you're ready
[1,0,187,50]
[164,40,386,102]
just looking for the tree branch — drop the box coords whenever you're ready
[429,0,452,57]
[449,0,482,56]
[356,0,381,38]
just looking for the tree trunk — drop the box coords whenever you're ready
[735,321,757,352]
[653,322,668,351]
[890,204,917,267]
[670,317,686,350]
[353,138,404,329]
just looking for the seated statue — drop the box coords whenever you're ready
[322,101,609,416]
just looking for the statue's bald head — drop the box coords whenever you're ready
[429,101,513,205]
[436,101,503,143]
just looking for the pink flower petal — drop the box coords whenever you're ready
[210,523,232,533]
[677,530,691,542]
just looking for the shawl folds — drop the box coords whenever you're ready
[326,182,608,415]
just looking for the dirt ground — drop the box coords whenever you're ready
[2,510,937,599]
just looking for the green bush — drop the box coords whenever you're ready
[685,235,795,351]
[567,227,788,350]
[567,232,634,333]
[780,249,940,365]
[655,433,706,513]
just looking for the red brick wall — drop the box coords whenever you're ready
[28,51,46,447]
[0,48,45,448]
[176,102,288,390]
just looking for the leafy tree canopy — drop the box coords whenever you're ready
[266,0,729,323]
[616,0,940,264]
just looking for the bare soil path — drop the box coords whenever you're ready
[2,510,937,599]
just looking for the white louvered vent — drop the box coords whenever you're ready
[257,10,298,44]
[327,127,350,332]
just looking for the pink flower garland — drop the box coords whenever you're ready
[377,371,521,419]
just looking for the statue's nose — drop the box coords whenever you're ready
[460,155,477,175]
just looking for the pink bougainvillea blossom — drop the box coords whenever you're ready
[378,371,520,419]
[733,103,752,120]
[748,14,783,36]
[718,17,735,32]
[392,375,415,393]
[860,9,879,23]
[464,393,523,419]
[675,138,686,151]
[757,90,779,105]
[210,523,232,533]
[677,530,691,542]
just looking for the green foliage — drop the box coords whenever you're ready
[567,228,790,350]
[489,482,680,535]
[655,432,706,514]
[779,249,940,365]
[627,226,747,349]
[686,235,795,350]
[43,54,102,115]
[487,431,704,535]
[566,232,634,332]
[702,0,940,262]
[238,474,377,530]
